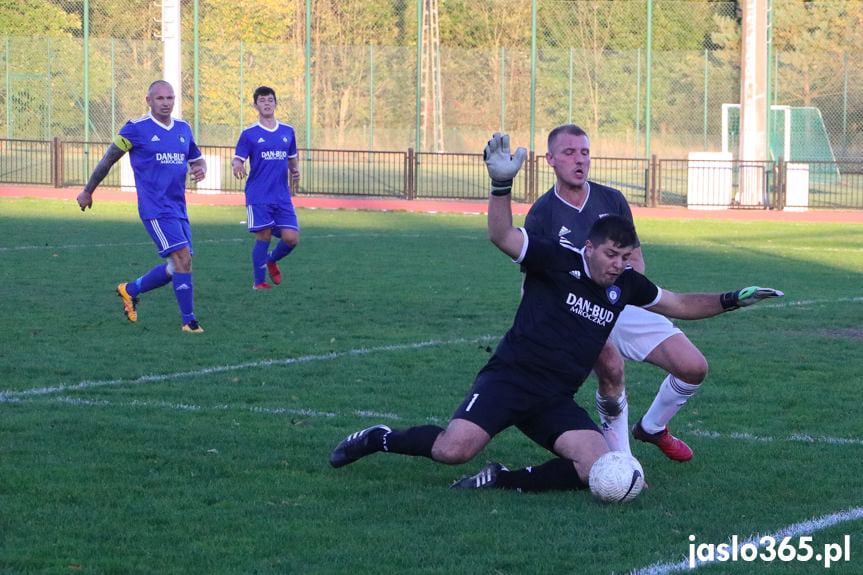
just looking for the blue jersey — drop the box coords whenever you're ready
[234,122,298,205]
[494,229,660,393]
[116,115,202,220]
[525,182,637,249]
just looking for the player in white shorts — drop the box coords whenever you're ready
[328,133,782,493]
[609,306,682,362]
[525,124,707,462]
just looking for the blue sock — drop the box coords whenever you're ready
[172,272,196,324]
[127,263,171,297]
[252,240,269,285]
[268,240,294,262]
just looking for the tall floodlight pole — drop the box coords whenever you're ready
[738,0,768,207]
[419,0,444,152]
[501,47,507,130]
[5,37,11,139]
[305,0,312,148]
[369,43,375,152]
[83,0,90,142]
[162,0,182,117]
[529,0,537,153]
[764,0,774,157]
[644,0,652,161]
[193,0,200,136]
[415,0,422,153]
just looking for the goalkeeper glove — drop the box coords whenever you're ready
[483,132,527,196]
[720,286,784,310]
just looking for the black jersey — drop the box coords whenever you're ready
[493,230,660,393]
[525,182,637,249]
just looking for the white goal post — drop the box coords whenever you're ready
[721,103,791,162]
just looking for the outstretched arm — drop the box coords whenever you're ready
[77,143,126,211]
[651,286,784,320]
[484,132,527,259]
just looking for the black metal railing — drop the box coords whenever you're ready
[299,149,407,198]
[657,159,777,209]
[2,137,862,210]
[0,139,54,186]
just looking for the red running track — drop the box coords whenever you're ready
[3,185,863,224]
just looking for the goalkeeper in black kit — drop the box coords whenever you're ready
[329,133,783,493]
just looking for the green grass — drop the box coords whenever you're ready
[1,197,862,574]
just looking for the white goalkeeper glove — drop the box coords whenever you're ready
[720,286,784,310]
[483,132,527,196]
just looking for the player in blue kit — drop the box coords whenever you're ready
[526,124,710,461]
[329,133,783,493]
[77,80,207,333]
[231,86,300,290]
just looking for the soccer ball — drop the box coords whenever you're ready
[589,451,645,503]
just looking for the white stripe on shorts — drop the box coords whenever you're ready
[149,219,169,250]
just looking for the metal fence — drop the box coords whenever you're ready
[657,159,776,209]
[4,137,863,211]
[2,1,862,162]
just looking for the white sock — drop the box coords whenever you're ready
[596,390,631,455]
[640,375,700,434]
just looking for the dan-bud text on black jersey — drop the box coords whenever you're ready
[493,228,660,393]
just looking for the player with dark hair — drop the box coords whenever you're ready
[77,80,207,332]
[525,123,708,461]
[231,86,300,290]
[328,133,783,493]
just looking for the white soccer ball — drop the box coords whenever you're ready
[589,451,645,503]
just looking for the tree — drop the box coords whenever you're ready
[0,0,79,36]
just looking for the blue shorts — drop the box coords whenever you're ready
[452,356,600,453]
[247,203,299,233]
[143,217,194,258]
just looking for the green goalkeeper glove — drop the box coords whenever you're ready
[720,286,784,310]
[483,132,527,196]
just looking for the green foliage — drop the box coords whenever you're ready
[88,0,159,40]
[0,0,79,36]
[772,0,863,108]
[1,198,863,573]
[438,0,532,48]
[2,1,863,155]
[198,0,300,43]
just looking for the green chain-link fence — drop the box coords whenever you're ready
[1,0,862,160]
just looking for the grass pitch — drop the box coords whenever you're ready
[1,197,862,574]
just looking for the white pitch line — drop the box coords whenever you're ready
[50,396,406,421]
[741,296,863,311]
[54,396,340,418]
[688,429,863,447]
[646,241,863,254]
[0,335,499,402]
[629,507,863,574]
[23,395,863,449]
[21,382,863,575]
[0,232,482,253]
[0,237,243,252]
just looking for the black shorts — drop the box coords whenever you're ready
[451,357,600,453]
